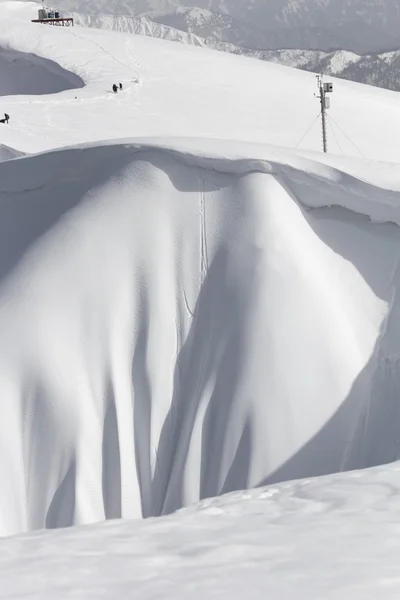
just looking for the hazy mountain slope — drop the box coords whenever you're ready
[71,12,206,45]
[261,48,400,92]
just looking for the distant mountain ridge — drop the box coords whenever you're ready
[261,47,400,92]
[56,0,400,52]
[72,12,400,92]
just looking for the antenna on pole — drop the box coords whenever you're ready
[315,74,333,153]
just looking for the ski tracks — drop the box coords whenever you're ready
[124,38,143,76]
[180,176,209,321]
[199,176,209,284]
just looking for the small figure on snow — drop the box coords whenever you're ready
[119,82,123,90]
[112,83,118,93]
[0,113,9,124]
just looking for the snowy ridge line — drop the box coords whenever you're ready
[2,140,400,226]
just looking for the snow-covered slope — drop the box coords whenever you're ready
[52,0,400,52]
[2,1,400,544]
[55,11,400,93]
[2,463,400,599]
[2,5,400,159]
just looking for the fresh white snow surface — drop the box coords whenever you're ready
[2,2,400,160]
[2,464,400,599]
[2,2,400,597]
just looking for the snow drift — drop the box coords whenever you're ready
[0,46,84,96]
[0,144,24,162]
[1,140,400,536]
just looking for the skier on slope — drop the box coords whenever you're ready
[112,83,118,93]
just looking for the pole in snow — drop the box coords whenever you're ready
[316,75,333,153]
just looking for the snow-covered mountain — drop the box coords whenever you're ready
[2,1,400,540]
[53,0,400,52]
[71,12,207,45]
[261,48,400,92]
[69,12,400,93]
[71,13,400,91]
[3,1,400,597]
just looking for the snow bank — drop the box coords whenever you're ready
[1,462,400,599]
[0,46,84,96]
[1,140,400,535]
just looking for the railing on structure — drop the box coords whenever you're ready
[31,17,74,26]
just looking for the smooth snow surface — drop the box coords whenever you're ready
[2,464,400,599]
[1,141,400,536]
[1,0,400,549]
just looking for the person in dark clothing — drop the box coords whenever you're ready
[112,84,118,93]
[4,113,9,123]
[119,82,122,90]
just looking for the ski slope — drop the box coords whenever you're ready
[2,2,400,596]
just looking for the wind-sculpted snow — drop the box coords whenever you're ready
[1,141,400,535]
[0,47,84,96]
